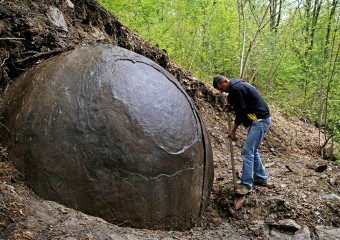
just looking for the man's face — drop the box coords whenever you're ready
[216,80,229,93]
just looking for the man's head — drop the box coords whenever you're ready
[213,75,230,93]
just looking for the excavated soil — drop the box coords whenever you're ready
[0,1,339,239]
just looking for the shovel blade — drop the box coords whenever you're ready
[234,195,246,210]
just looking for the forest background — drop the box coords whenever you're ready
[98,0,339,159]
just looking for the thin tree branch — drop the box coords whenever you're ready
[0,37,26,41]
[320,134,335,152]
[1,51,9,67]
[0,122,10,134]
[13,49,64,64]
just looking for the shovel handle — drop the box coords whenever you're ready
[226,112,237,191]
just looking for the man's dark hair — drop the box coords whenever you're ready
[213,75,226,88]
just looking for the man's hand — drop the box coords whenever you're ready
[223,104,234,112]
[228,123,239,141]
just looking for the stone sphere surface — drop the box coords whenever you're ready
[0,45,213,230]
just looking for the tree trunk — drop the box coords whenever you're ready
[269,0,283,33]
[308,0,323,51]
[240,4,270,79]
[270,0,277,31]
[324,0,338,58]
[238,0,247,78]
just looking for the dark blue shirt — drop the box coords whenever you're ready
[228,78,270,127]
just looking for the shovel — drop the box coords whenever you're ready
[226,112,246,210]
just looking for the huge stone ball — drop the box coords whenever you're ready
[0,45,213,230]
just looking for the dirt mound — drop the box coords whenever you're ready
[0,0,339,239]
[0,0,190,91]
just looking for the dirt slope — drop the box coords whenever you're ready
[0,1,339,239]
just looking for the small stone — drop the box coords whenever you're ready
[293,226,311,240]
[47,7,68,32]
[322,194,340,201]
[319,174,328,179]
[268,219,301,231]
[236,171,241,179]
[265,162,275,168]
[60,208,68,214]
[315,225,340,239]
[23,231,34,239]
[85,234,95,240]
[328,177,337,186]
[279,219,301,230]
[66,0,74,8]
[253,220,265,225]
[269,229,292,239]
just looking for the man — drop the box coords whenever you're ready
[213,75,271,195]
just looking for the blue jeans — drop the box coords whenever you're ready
[241,117,271,188]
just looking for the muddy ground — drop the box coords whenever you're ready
[0,0,339,239]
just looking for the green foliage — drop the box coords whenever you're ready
[97,0,340,145]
